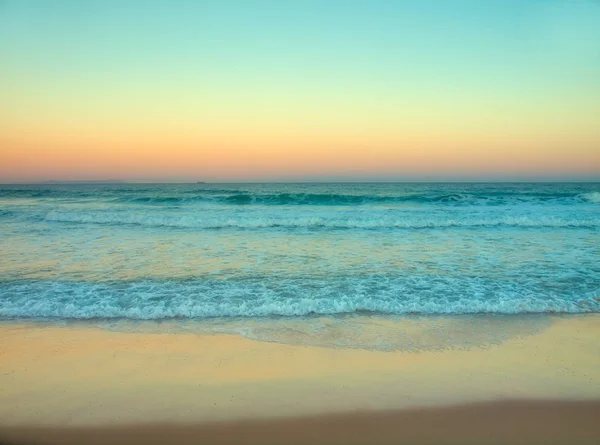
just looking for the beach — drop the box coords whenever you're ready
[1,314,599,444]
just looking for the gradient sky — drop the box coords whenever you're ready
[1,0,600,182]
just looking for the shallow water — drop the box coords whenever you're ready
[89,313,556,352]
[1,182,598,348]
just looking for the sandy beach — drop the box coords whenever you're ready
[1,314,599,444]
[2,400,600,445]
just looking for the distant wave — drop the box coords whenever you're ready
[2,188,599,206]
[44,210,600,229]
[0,187,247,201]
[0,189,93,199]
[123,196,206,204]
[0,277,598,319]
[220,193,471,205]
[116,191,600,206]
[582,191,600,203]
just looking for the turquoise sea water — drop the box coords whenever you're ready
[0,183,599,348]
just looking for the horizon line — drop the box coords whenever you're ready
[2,180,600,185]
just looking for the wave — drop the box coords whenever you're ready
[581,191,600,203]
[3,187,599,207]
[118,191,600,206]
[44,210,600,229]
[123,196,207,204]
[0,277,598,319]
[220,192,491,205]
[0,187,247,201]
[0,189,95,199]
[114,193,426,205]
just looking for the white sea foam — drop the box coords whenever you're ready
[581,191,600,203]
[0,277,597,319]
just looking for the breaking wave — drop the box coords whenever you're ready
[43,210,600,229]
[113,191,600,206]
[0,277,598,319]
[2,187,599,206]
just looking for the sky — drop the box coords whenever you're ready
[1,0,600,182]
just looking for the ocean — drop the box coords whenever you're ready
[1,182,599,350]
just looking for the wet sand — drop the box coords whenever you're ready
[1,315,599,443]
[2,400,600,445]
